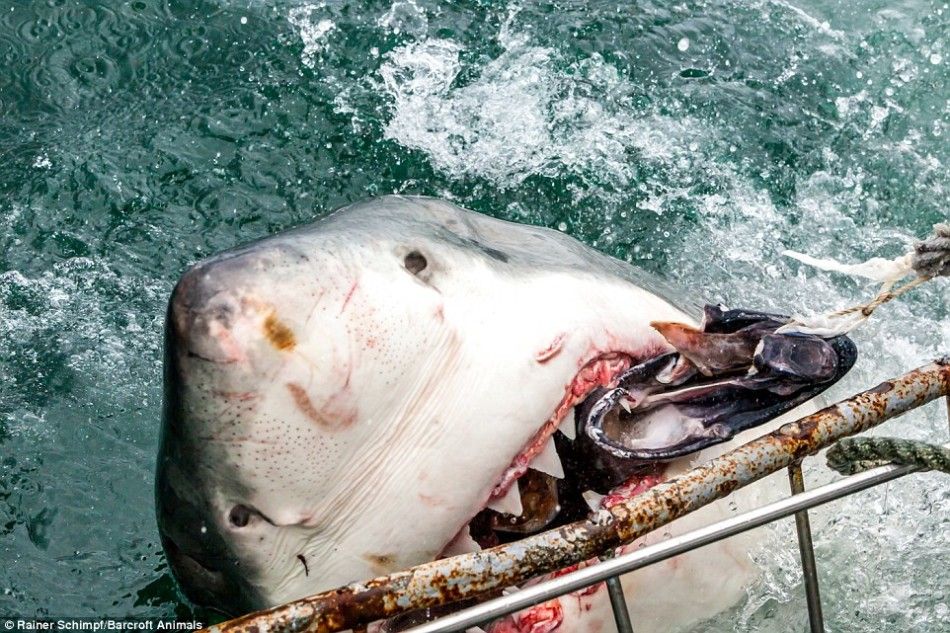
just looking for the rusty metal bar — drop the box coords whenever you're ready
[787,462,824,633]
[402,462,918,633]
[205,358,949,633]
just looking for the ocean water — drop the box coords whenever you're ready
[0,0,947,630]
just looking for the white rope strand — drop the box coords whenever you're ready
[777,222,949,337]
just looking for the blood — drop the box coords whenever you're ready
[535,333,567,363]
[490,353,634,499]
[602,473,665,509]
[489,599,564,633]
[286,382,357,431]
[340,279,359,313]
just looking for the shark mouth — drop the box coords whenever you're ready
[449,305,857,554]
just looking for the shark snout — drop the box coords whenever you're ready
[169,256,287,366]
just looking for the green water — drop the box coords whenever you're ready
[0,0,947,629]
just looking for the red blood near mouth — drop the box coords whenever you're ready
[451,348,670,555]
[488,599,564,633]
[490,352,637,499]
[476,470,668,633]
[534,333,567,363]
[602,472,665,509]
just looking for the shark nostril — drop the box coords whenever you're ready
[229,504,252,528]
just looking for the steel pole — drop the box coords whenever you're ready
[788,462,825,633]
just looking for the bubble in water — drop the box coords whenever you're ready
[929,52,942,64]
[31,154,52,169]
[677,37,690,52]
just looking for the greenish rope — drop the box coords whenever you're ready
[826,436,950,476]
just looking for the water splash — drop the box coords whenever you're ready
[288,4,336,69]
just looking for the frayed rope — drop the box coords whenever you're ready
[777,222,949,337]
[777,223,949,477]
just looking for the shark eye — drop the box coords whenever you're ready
[404,250,428,275]
[228,505,252,528]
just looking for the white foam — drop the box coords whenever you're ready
[288,4,336,69]
[377,0,428,38]
[0,256,169,437]
[378,22,707,189]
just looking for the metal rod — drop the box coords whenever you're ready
[605,576,635,633]
[403,463,917,633]
[787,462,825,633]
[206,359,949,633]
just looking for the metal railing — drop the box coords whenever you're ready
[207,360,949,633]
[404,397,950,633]
[404,462,924,633]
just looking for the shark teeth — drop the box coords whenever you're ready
[486,480,523,516]
[530,436,565,479]
[582,489,605,511]
[558,408,576,440]
[441,526,482,556]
